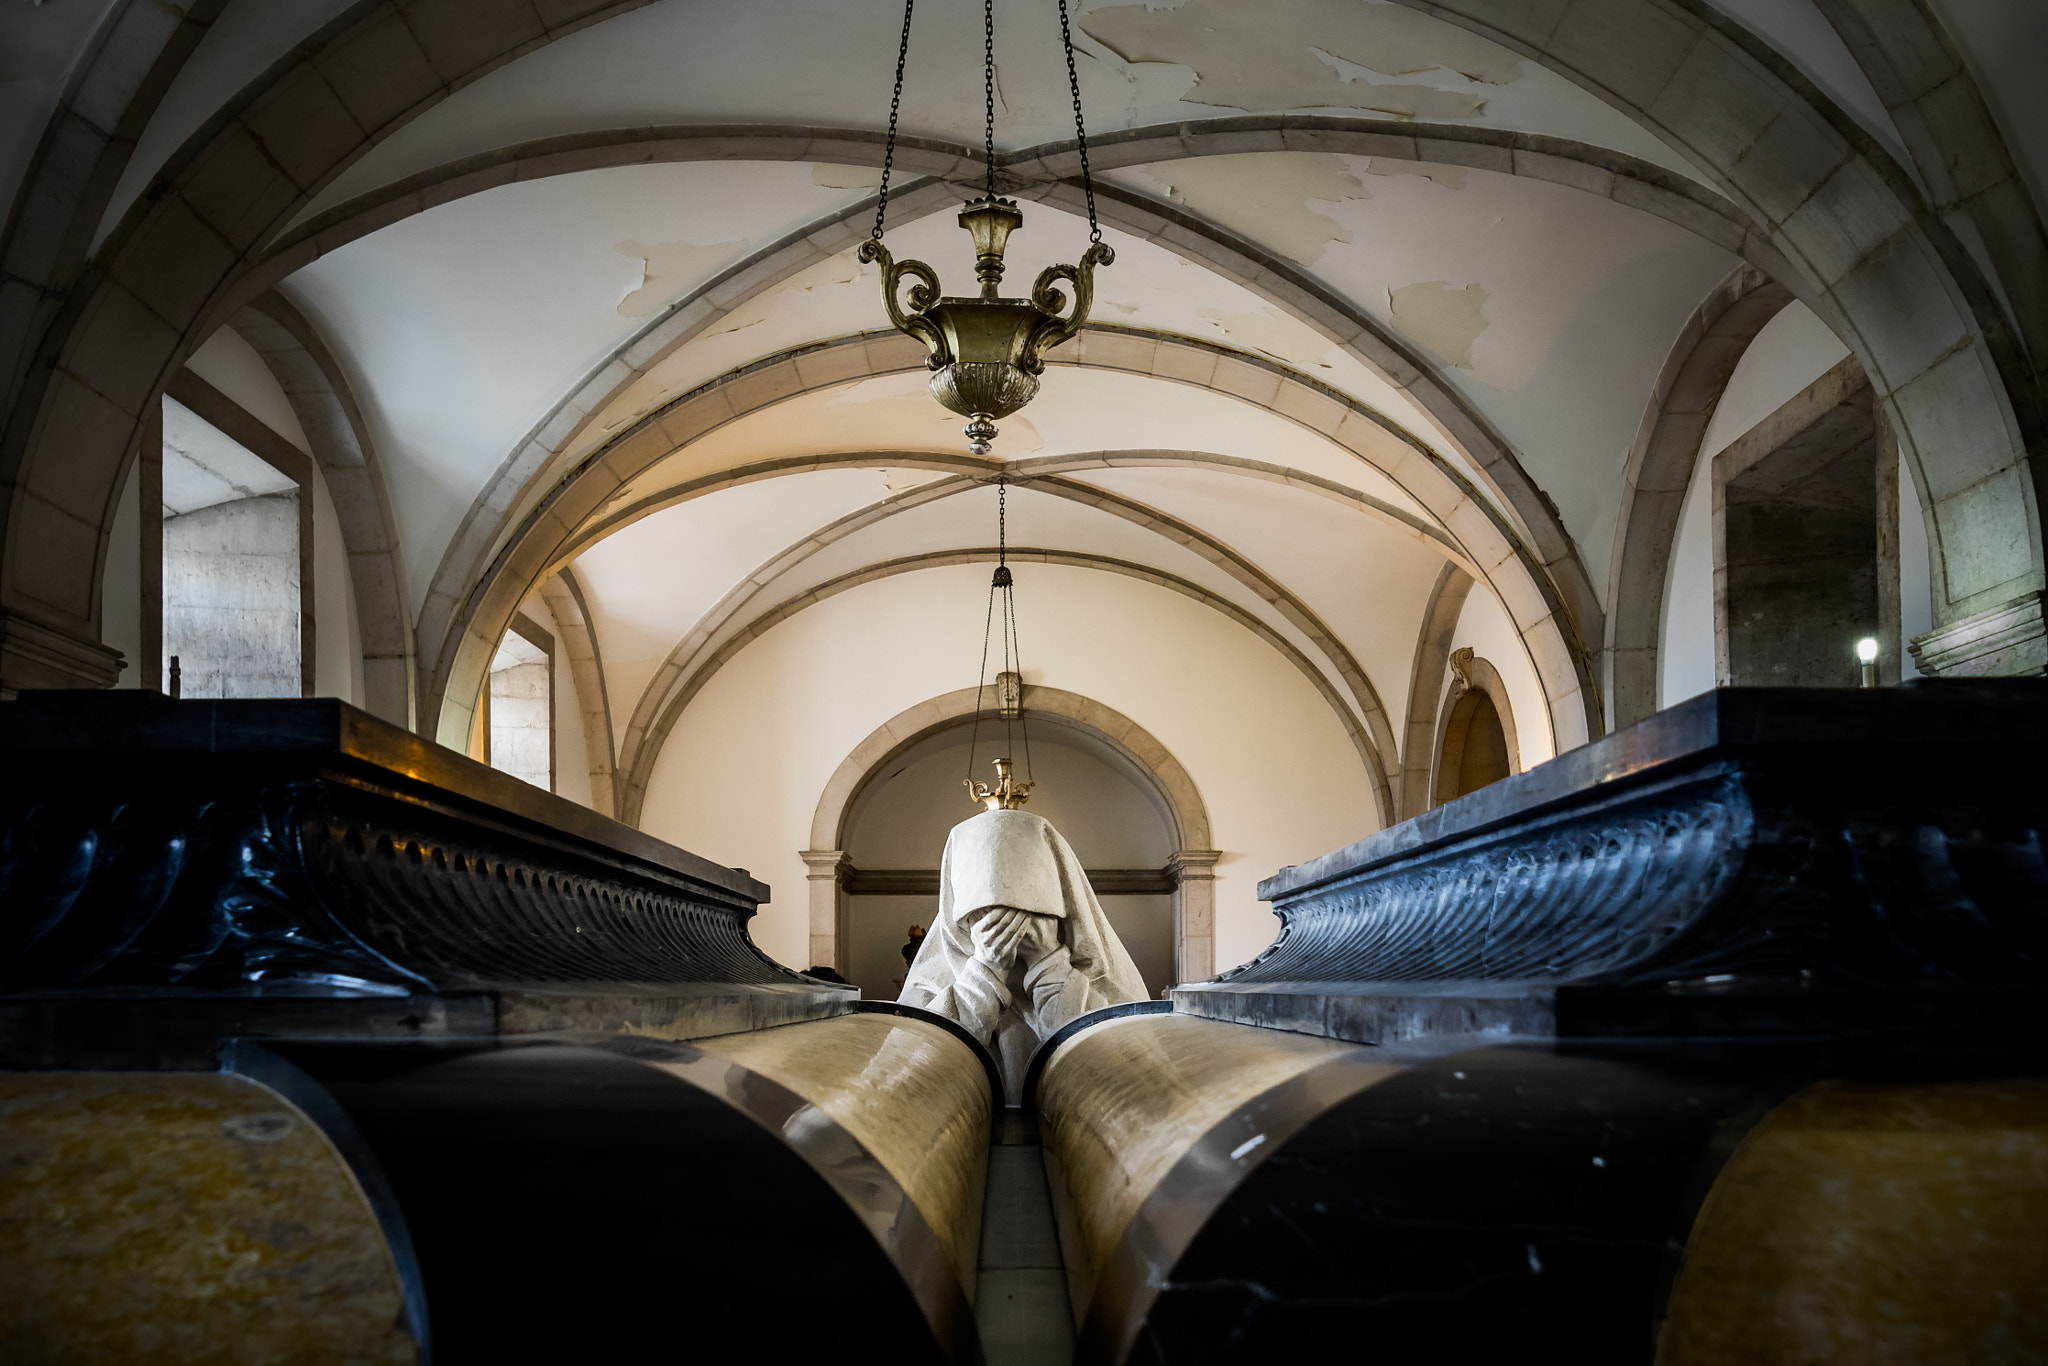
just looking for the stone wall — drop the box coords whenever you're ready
[162,493,299,698]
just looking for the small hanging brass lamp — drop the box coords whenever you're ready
[858,0,1112,454]
[964,478,1036,806]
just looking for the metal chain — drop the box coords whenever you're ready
[997,476,1007,564]
[1056,0,1102,242]
[983,0,997,200]
[871,0,916,240]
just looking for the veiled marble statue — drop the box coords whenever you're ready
[899,792,1148,1101]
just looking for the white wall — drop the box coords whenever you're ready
[639,563,1381,975]
[1659,302,1851,707]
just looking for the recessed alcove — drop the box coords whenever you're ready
[839,719,1178,1001]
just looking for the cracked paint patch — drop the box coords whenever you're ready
[1388,280,1488,369]
[1360,158,1468,191]
[616,238,747,318]
[707,255,865,338]
[812,164,883,190]
[1193,306,1336,370]
[1081,0,1518,118]
[1127,153,1368,265]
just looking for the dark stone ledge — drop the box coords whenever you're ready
[0,692,846,1066]
[1180,683,2048,1045]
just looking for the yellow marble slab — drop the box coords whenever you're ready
[1659,1078,2048,1365]
[0,1071,416,1366]
[693,1013,992,1282]
[1035,1014,1367,1280]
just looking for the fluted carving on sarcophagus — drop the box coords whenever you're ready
[1180,684,2048,1043]
[1,779,796,994]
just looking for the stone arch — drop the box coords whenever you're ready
[228,291,416,726]
[605,467,1406,822]
[263,116,1754,651]
[1608,266,1797,730]
[536,566,616,819]
[1406,0,2045,642]
[1430,652,1520,808]
[0,0,654,690]
[436,328,1587,776]
[619,546,1393,833]
[5,0,2036,706]
[802,684,1220,980]
[1400,563,1476,822]
[0,0,226,422]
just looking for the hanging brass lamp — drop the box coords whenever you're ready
[858,0,1112,455]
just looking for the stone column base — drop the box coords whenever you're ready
[1909,591,2047,677]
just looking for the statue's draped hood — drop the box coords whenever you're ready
[900,809,1149,1095]
[919,808,1146,996]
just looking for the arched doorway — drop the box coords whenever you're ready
[838,722,1178,1001]
[1436,689,1512,804]
[805,685,1219,993]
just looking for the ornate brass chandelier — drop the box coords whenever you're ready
[858,0,1112,455]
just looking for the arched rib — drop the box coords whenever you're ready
[613,547,1394,831]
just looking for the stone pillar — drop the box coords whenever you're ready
[799,850,849,971]
[1169,849,1222,985]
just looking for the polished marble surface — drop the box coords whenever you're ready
[691,1012,992,1287]
[0,1071,417,1364]
[1659,1078,2048,1365]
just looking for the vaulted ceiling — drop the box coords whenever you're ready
[6,0,2044,823]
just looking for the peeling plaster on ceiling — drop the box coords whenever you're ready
[881,469,947,492]
[1360,158,1467,191]
[570,469,895,719]
[1115,153,1370,265]
[570,204,1451,473]
[276,0,1707,226]
[812,164,886,190]
[278,161,870,615]
[1388,280,1488,370]
[1082,0,1517,117]
[623,367,1430,522]
[617,238,750,317]
[89,0,360,250]
[1129,155,1741,602]
[1068,463,1448,739]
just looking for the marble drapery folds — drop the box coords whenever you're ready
[900,809,1148,1099]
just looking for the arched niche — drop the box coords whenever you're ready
[805,685,1218,990]
[1431,652,1520,808]
[837,721,1179,1002]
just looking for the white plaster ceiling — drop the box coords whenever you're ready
[618,366,1429,517]
[161,397,297,517]
[1107,152,1743,593]
[40,0,2044,778]
[571,204,1448,468]
[569,467,903,715]
[278,161,872,611]
[291,0,1706,227]
[1700,0,1915,186]
[1066,464,1450,736]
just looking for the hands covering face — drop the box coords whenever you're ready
[968,905,1061,971]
